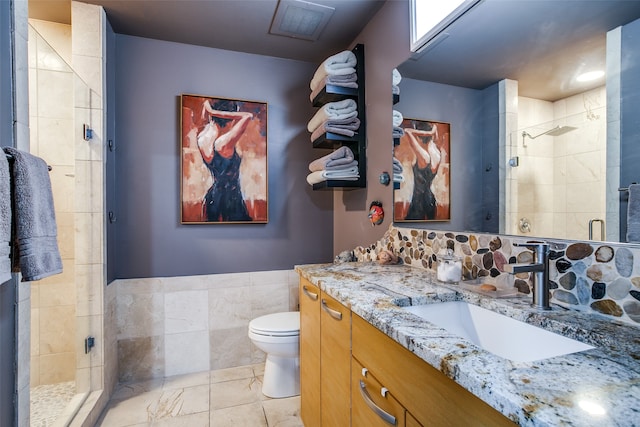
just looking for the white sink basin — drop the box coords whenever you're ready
[402,301,594,362]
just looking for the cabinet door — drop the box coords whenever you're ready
[320,291,351,426]
[300,278,321,427]
[352,358,406,427]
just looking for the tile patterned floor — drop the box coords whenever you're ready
[30,381,76,427]
[97,364,304,426]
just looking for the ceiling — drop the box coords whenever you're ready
[28,0,640,102]
[28,0,386,64]
[399,0,640,101]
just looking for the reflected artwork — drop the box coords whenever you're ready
[394,118,450,222]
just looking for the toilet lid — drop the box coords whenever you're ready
[249,312,300,336]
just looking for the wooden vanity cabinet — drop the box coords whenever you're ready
[299,277,351,426]
[352,314,515,427]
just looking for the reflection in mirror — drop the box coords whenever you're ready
[506,87,607,241]
[393,0,640,244]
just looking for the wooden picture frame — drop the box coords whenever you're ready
[180,94,268,223]
[393,118,450,222]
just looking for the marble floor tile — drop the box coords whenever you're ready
[210,377,262,410]
[210,365,254,384]
[263,396,304,427]
[154,411,210,426]
[164,371,210,390]
[210,401,267,427]
[97,364,301,427]
[109,378,164,402]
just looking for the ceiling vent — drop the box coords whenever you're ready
[269,0,335,41]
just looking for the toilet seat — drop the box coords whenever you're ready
[249,311,300,337]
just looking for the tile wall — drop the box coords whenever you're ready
[514,86,607,240]
[28,20,77,388]
[355,225,640,326]
[112,269,300,383]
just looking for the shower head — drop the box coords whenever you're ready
[522,125,577,140]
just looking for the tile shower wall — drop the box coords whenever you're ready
[113,270,300,383]
[515,86,607,240]
[355,225,640,326]
[28,21,77,387]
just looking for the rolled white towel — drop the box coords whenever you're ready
[393,110,403,127]
[310,50,357,91]
[307,99,358,133]
[392,68,402,86]
[306,166,359,185]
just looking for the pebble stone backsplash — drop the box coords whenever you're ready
[353,225,640,326]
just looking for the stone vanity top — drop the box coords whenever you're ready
[295,262,640,427]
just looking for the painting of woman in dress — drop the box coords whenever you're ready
[393,119,450,222]
[181,94,268,223]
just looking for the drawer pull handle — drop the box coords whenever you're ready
[321,299,343,320]
[362,367,368,377]
[302,286,318,301]
[359,380,397,425]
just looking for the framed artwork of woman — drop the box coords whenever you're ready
[180,94,268,223]
[393,118,450,222]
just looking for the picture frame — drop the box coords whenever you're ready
[393,118,450,222]
[180,94,268,224]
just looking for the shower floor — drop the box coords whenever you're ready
[30,381,76,427]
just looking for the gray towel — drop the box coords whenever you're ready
[308,146,355,172]
[3,148,62,281]
[627,183,640,243]
[393,157,403,174]
[0,152,11,283]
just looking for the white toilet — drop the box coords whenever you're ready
[248,311,300,398]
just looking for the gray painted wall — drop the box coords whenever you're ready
[0,1,16,424]
[481,83,500,233]
[393,78,496,233]
[620,17,640,241]
[111,35,334,279]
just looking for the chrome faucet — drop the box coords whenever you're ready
[503,242,551,310]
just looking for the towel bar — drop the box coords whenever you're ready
[5,153,52,171]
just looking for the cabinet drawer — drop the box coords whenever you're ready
[352,314,515,427]
[352,357,406,427]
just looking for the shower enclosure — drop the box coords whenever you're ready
[28,21,102,425]
[505,87,607,241]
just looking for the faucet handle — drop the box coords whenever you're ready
[513,241,549,250]
[513,242,549,263]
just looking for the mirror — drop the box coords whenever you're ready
[393,0,640,244]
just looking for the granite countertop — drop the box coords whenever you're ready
[295,262,640,427]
